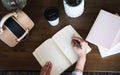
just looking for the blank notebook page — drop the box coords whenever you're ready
[33,39,71,75]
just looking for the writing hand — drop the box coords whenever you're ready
[71,37,88,57]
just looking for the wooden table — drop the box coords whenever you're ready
[0,0,120,72]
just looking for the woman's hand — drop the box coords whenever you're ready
[71,37,88,72]
[40,61,52,75]
[71,37,88,57]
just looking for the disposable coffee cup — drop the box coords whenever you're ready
[44,7,59,26]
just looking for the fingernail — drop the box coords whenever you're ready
[45,63,47,66]
[46,61,49,65]
[50,63,52,67]
[48,61,50,65]
[49,61,51,64]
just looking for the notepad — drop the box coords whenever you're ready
[33,25,91,75]
[86,9,120,58]
[98,43,120,58]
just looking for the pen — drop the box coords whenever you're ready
[73,40,81,49]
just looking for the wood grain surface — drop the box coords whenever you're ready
[0,0,120,72]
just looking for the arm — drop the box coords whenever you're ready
[75,55,86,72]
[71,37,88,75]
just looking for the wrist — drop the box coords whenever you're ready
[78,55,86,59]
[77,55,86,64]
[75,68,83,72]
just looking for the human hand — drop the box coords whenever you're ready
[71,37,88,57]
[40,61,52,75]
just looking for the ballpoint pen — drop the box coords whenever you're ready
[73,40,82,49]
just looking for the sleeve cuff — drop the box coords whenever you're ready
[72,71,83,75]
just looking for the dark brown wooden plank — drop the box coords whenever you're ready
[0,0,120,72]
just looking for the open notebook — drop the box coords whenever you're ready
[33,25,91,75]
[86,9,120,58]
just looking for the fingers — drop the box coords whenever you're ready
[71,39,76,47]
[46,62,52,75]
[71,37,88,56]
[72,37,84,44]
[40,62,49,75]
[40,61,52,75]
[72,37,88,46]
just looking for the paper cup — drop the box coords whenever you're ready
[44,7,59,26]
